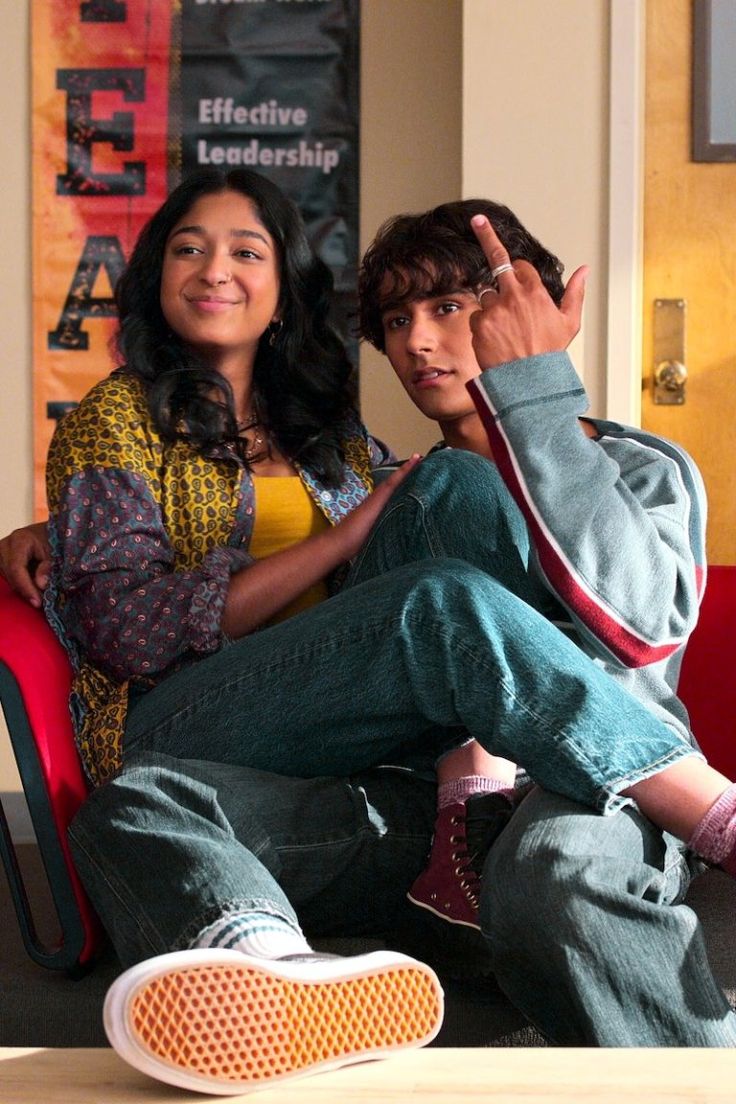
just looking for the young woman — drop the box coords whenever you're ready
[43,168,417,789]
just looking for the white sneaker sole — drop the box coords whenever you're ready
[104,948,444,1096]
[406,890,482,931]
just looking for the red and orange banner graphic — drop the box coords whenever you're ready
[32,0,360,517]
[32,1,173,516]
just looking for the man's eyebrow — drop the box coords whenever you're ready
[439,285,475,296]
[379,286,473,314]
[169,224,271,246]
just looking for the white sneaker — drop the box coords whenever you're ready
[103,948,444,1096]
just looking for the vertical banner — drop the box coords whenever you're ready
[32,0,360,517]
[32,0,173,516]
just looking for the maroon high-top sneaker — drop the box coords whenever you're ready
[407,802,482,930]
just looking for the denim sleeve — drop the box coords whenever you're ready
[467,352,706,668]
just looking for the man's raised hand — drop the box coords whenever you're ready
[469,214,588,369]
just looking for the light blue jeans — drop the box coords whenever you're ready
[123,451,698,812]
[67,449,736,1045]
[68,751,736,1046]
[482,785,736,1046]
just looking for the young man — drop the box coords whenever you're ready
[2,200,735,1096]
[358,200,594,927]
[356,198,736,1043]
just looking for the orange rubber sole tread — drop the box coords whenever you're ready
[129,960,441,1085]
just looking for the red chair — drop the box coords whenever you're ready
[0,576,101,971]
[678,565,736,778]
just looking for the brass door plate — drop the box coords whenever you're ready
[653,298,687,405]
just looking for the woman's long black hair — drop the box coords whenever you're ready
[114,168,355,484]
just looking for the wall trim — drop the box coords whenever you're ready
[607,0,645,425]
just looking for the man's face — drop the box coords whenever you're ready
[380,282,482,427]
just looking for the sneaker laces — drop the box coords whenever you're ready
[449,808,481,909]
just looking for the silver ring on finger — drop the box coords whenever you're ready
[490,262,514,281]
[477,287,495,308]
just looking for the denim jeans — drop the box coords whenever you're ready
[68,750,736,1046]
[124,451,697,814]
[69,751,437,967]
[69,450,733,1045]
[482,786,736,1046]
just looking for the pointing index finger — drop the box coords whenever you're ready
[471,214,511,274]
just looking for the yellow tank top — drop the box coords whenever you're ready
[250,476,330,623]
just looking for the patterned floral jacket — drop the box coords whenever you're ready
[45,370,392,786]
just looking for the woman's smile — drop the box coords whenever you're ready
[185,294,242,311]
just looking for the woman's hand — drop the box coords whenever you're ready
[0,522,52,608]
[469,214,588,369]
[330,454,423,561]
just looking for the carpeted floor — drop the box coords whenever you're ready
[1,845,116,1046]
[2,844,735,1048]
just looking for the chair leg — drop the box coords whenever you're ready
[0,664,88,971]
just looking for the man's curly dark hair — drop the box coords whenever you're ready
[358,198,565,352]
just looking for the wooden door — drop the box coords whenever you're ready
[643,0,736,564]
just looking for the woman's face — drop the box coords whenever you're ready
[160,189,281,370]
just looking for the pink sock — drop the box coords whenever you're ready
[438,775,514,809]
[687,782,736,864]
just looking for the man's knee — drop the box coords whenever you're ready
[407,449,513,514]
[412,447,496,485]
[397,557,508,617]
[479,789,676,938]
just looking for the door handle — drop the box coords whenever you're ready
[655,358,688,398]
[653,299,687,405]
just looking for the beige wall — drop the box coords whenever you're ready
[1,4,31,794]
[463,0,610,414]
[365,0,612,441]
[359,0,462,456]
[1,1,612,793]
